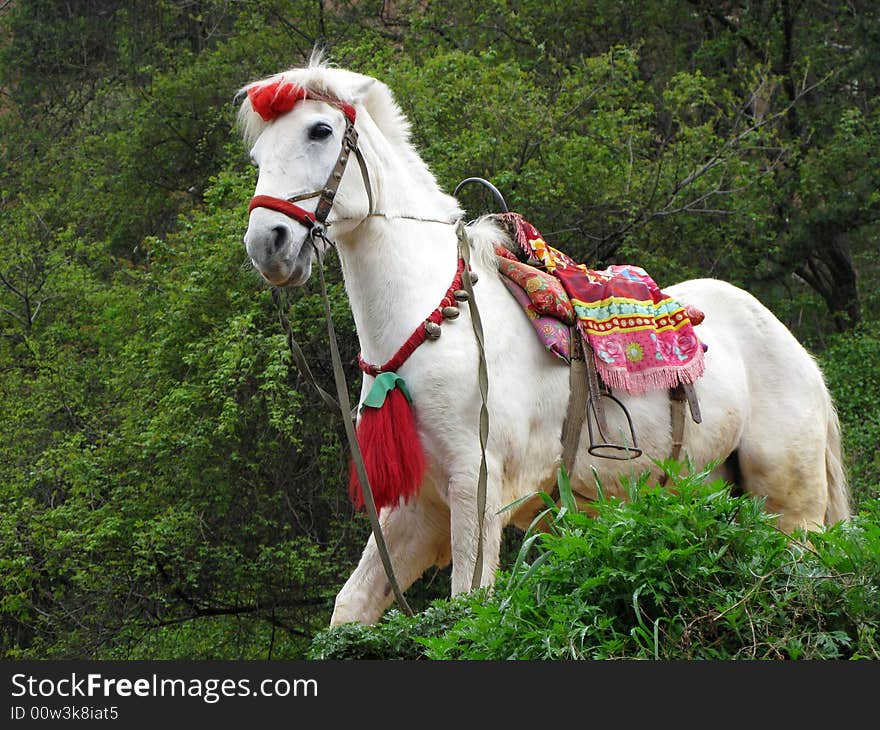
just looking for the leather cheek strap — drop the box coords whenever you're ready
[248,118,373,230]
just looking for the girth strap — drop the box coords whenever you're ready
[560,332,588,476]
[658,385,688,487]
[555,356,703,499]
[682,382,702,424]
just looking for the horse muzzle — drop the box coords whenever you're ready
[244,208,313,286]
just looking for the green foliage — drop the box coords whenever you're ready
[307,599,474,660]
[820,327,880,504]
[0,168,360,658]
[1,1,879,660]
[313,468,880,660]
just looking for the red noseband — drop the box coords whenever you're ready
[248,194,317,229]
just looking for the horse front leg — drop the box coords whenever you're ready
[330,494,450,625]
[448,465,503,595]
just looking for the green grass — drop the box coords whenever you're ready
[309,466,880,660]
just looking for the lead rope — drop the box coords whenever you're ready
[275,225,490,607]
[253,86,487,612]
[272,231,413,617]
[455,222,490,592]
[271,287,341,415]
[313,239,413,616]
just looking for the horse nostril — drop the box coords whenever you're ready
[270,225,290,254]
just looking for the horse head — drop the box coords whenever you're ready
[239,66,377,286]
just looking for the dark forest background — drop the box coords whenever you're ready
[1,1,878,659]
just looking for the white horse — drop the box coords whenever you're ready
[239,59,850,626]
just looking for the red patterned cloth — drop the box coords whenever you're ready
[495,213,705,394]
[496,247,575,362]
[247,78,356,122]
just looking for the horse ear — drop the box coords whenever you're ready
[350,77,377,103]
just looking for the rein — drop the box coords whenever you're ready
[309,230,414,616]
[253,88,492,611]
[271,227,414,616]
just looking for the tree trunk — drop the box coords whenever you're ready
[797,225,861,331]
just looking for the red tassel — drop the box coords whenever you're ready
[349,387,425,511]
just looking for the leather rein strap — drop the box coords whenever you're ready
[310,236,413,617]
[253,99,411,616]
[455,222,491,592]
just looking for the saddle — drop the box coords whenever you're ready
[493,213,704,479]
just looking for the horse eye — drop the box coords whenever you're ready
[309,122,334,141]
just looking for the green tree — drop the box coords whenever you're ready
[1,0,877,659]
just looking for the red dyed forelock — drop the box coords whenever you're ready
[246,78,356,123]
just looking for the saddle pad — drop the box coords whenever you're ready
[495,212,706,394]
[497,248,574,362]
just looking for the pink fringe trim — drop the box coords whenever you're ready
[594,351,706,395]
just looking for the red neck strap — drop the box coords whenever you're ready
[358,257,467,377]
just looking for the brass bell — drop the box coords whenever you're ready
[467,270,479,284]
[424,321,442,339]
[453,289,469,302]
[442,306,460,319]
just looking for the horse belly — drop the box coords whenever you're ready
[412,277,758,530]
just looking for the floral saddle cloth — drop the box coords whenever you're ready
[494,213,706,395]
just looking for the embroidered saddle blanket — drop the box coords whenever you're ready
[495,212,705,395]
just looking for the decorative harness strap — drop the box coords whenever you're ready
[357,257,466,376]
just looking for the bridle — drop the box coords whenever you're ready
[247,92,374,238]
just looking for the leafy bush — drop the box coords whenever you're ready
[307,599,473,660]
[310,467,880,660]
[820,326,880,505]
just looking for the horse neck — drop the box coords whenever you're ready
[332,117,467,367]
[335,216,460,368]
